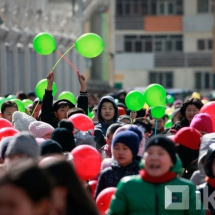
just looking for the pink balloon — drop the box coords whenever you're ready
[71,145,102,181]
[199,101,215,131]
[0,118,13,129]
[96,187,117,215]
[68,113,94,134]
[0,127,19,141]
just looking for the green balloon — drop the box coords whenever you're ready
[144,84,166,107]
[33,32,56,55]
[11,99,26,112]
[166,95,174,104]
[88,108,94,119]
[75,33,104,58]
[22,99,33,107]
[165,119,172,129]
[125,90,145,111]
[58,91,76,105]
[7,95,16,100]
[151,106,166,119]
[35,79,57,100]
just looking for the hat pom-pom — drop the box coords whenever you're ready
[58,120,74,131]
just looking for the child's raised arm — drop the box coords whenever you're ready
[77,71,88,115]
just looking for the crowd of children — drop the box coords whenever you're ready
[1,71,215,214]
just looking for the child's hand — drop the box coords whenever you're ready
[77,71,87,92]
[46,71,54,91]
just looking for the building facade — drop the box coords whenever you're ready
[112,0,214,95]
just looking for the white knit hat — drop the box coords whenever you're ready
[12,111,36,132]
[29,121,54,138]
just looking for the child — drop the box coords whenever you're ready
[99,123,122,160]
[94,130,141,198]
[108,135,204,215]
[95,96,119,136]
[41,71,88,128]
[198,143,215,215]
[133,117,152,139]
[0,101,18,122]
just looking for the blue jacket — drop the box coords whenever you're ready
[94,160,140,199]
[95,96,118,136]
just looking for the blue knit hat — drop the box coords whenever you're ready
[112,130,140,158]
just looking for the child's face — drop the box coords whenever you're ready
[2,107,18,122]
[101,102,115,123]
[54,106,70,121]
[106,133,113,148]
[113,143,133,166]
[144,145,173,177]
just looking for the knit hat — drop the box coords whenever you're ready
[40,139,62,156]
[29,121,54,138]
[51,120,75,152]
[112,130,140,158]
[172,127,202,150]
[145,135,176,164]
[12,111,36,132]
[0,136,13,160]
[190,113,213,134]
[5,132,40,161]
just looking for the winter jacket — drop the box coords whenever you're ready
[167,118,189,134]
[94,160,139,199]
[95,96,119,136]
[191,133,215,186]
[41,90,88,128]
[108,157,204,215]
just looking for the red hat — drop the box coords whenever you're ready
[118,107,126,116]
[172,127,202,150]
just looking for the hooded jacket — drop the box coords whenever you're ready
[108,157,204,215]
[191,133,215,186]
[95,96,119,136]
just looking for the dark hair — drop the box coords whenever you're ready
[52,100,75,113]
[0,163,51,203]
[133,117,152,133]
[179,98,203,118]
[67,107,85,118]
[1,101,18,113]
[41,160,99,215]
[106,123,122,137]
[16,91,27,100]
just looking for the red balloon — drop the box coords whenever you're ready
[199,101,215,131]
[96,187,117,215]
[0,118,13,129]
[0,127,19,141]
[68,113,94,134]
[71,145,102,181]
[88,180,98,198]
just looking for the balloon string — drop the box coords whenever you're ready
[56,50,80,75]
[31,100,40,117]
[52,44,75,71]
[154,119,158,136]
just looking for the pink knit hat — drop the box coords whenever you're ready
[190,113,213,133]
[29,121,54,138]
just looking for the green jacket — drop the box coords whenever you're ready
[107,157,204,215]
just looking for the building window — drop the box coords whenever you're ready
[195,72,213,90]
[197,39,213,51]
[149,72,173,88]
[124,35,183,53]
[116,0,182,16]
[197,0,214,13]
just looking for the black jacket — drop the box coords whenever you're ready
[41,90,88,128]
